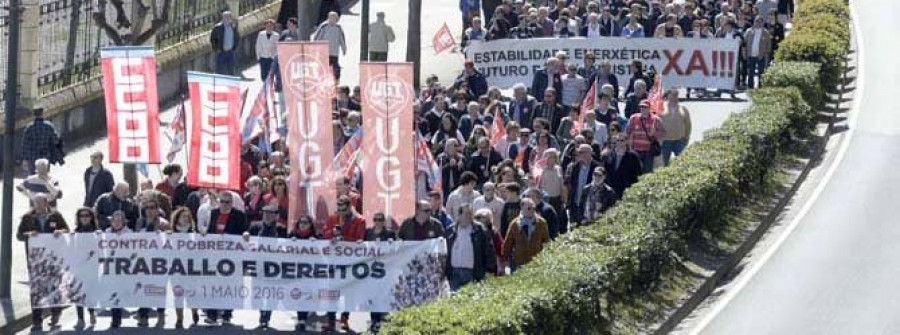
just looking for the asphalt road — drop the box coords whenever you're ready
[691,1,900,334]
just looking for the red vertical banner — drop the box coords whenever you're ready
[185,72,243,191]
[100,46,161,164]
[277,42,337,229]
[360,63,416,225]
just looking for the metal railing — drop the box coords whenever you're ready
[239,0,279,15]
[155,0,228,49]
[0,0,10,113]
[38,0,111,95]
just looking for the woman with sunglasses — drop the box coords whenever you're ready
[264,176,289,226]
[72,208,98,327]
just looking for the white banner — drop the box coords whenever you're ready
[464,37,740,90]
[27,233,448,312]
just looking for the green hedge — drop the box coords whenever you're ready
[796,0,851,21]
[381,0,845,332]
[763,61,824,110]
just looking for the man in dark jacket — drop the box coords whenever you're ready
[565,144,599,227]
[526,188,560,239]
[209,11,239,75]
[588,61,620,98]
[445,204,497,291]
[399,200,445,240]
[204,191,247,324]
[467,137,503,186]
[531,57,563,102]
[17,108,63,173]
[605,133,643,197]
[94,183,139,230]
[17,193,68,331]
[453,60,489,100]
[83,151,115,207]
[509,84,537,130]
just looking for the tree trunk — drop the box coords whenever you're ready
[360,0,369,61]
[406,0,421,90]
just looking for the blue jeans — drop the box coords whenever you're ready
[449,267,475,291]
[747,56,768,88]
[661,138,688,167]
[637,150,655,173]
[215,50,235,76]
[259,57,274,81]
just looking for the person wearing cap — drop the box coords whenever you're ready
[368,12,395,61]
[244,204,287,329]
[446,203,497,291]
[454,59,489,101]
[626,99,665,173]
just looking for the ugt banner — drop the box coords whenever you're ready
[360,63,416,225]
[464,37,741,90]
[26,233,449,312]
[277,42,337,229]
[186,72,243,191]
[100,46,161,163]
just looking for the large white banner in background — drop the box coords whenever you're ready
[27,233,448,312]
[464,37,741,90]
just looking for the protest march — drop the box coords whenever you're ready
[13,0,791,332]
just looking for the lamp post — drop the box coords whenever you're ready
[1,0,22,299]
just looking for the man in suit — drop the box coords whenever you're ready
[531,57,563,103]
[83,151,114,208]
[509,83,537,130]
[210,11,239,75]
[204,191,247,324]
[605,133,643,197]
[565,144,599,228]
[534,88,567,134]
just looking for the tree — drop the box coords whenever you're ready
[92,0,172,46]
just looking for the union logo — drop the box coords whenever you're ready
[364,73,412,117]
[285,53,334,98]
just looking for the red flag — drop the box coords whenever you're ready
[489,107,506,148]
[572,80,597,137]
[433,23,456,54]
[648,75,665,115]
[360,62,417,225]
[416,130,442,194]
[278,42,338,227]
[100,46,161,164]
[186,71,243,191]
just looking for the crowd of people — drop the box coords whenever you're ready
[13,0,796,332]
[461,0,788,91]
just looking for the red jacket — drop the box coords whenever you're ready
[321,213,367,241]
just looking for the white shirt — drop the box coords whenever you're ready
[586,23,601,38]
[750,28,763,57]
[473,195,505,232]
[450,224,475,269]
[256,30,279,59]
[445,188,481,222]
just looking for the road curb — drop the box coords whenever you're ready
[652,20,858,335]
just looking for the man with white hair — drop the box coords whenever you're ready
[473,182,505,233]
[437,138,467,200]
[531,57,563,103]
[509,83,537,129]
[314,12,348,80]
[210,11,239,75]
[17,158,62,207]
[94,182,139,229]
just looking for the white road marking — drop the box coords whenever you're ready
[688,2,866,334]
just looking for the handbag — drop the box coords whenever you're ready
[639,117,662,157]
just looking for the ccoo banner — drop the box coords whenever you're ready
[100,46,162,164]
[186,72,243,191]
[277,42,337,229]
[464,37,741,90]
[360,63,417,225]
[27,233,449,312]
